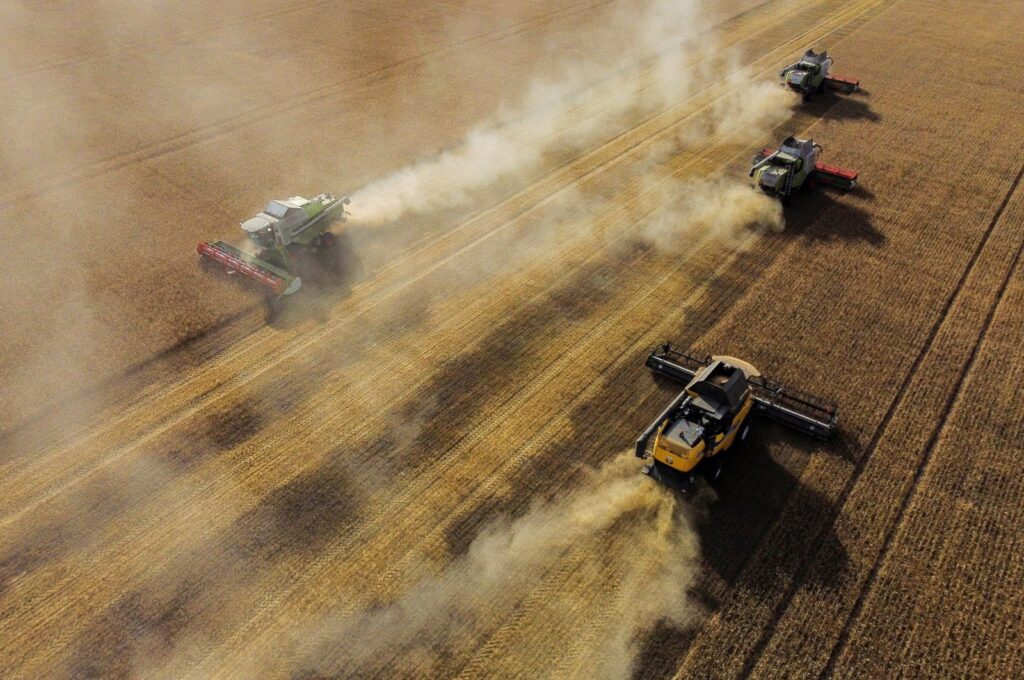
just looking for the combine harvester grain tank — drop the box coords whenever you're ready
[635,344,837,491]
[198,192,350,297]
[779,49,860,99]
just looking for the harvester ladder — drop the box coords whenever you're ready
[782,163,796,197]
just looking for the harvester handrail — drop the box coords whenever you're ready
[634,389,688,459]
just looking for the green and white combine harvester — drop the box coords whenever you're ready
[779,49,860,99]
[197,193,350,296]
[750,136,859,202]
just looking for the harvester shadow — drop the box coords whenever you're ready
[848,183,876,201]
[795,90,879,125]
[783,191,885,245]
[0,396,276,601]
[819,93,881,123]
[695,427,849,588]
[265,230,367,328]
[631,429,850,679]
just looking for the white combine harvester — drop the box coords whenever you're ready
[198,193,350,297]
[779,49,860,99]
[750,136,858,202]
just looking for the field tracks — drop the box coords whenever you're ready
[816,162,1024,678]
[0,0,619,85]
[687,147,1024,678]
[0,0,625,206]
[4,0,791,210]
[0,0,794,457]
[0,0,879,524]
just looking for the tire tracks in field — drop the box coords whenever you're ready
[211,220,755,679]
[0,0,623,203]
[699,162,1024,677]
[2,0,848,454]
[0,197,645,674]
[0,0,744,209]
[345,164,836,677]
[182,83,847,667]
[0,0,631,440]
[2,90,759,673]
[9,0,880,667]
[0,0,848,524]
[6,0,611,84]
[0,0,872,614]
[0,0,789,444]
[0,0,367,83]
[178,131,774,674]
[2,0,880,671]
[1,0,723,449]
[5,0,840,459]
[0,0,801,450]
[201,119,862,676]
[816,164,1024,679]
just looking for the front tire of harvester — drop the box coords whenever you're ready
[320,232,335,248]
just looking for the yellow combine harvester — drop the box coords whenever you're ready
[635,344,837,491]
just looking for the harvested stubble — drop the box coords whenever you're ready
[2,0,1024,679]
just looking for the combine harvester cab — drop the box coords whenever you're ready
[635,344,837,492]
[198,193,350,298]
[750,136,858,201]
[779,49,860,99]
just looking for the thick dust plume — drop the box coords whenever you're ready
[292,452,699,679]
[347,112,557,226]
[638,176,786,252]
[347,0,722,226]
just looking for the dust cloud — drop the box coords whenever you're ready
[293,452,700,679]
[3,1,795,677]
[347,0,777,227]
[638,176,786,252]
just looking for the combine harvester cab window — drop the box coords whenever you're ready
[265,201,289,218]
